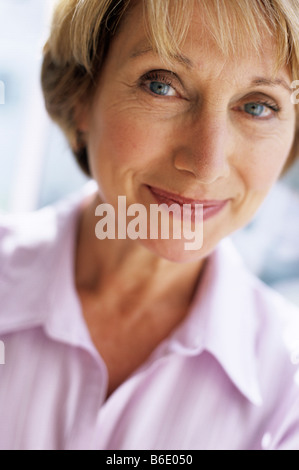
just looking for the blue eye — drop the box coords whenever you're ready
[141,71,179,98]
[149,81,172,96]
[244,102,272,118]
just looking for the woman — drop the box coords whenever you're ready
[0,0,299,450]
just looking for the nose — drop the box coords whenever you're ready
[173,112,231,184]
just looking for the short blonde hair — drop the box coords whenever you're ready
[42,0,299,175]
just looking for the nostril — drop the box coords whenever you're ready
[173,147,230,183]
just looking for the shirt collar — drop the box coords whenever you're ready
[168,239,263,407]
[0,183,262,406]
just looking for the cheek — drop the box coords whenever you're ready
[238,133,294,193]
[88,106,172,174]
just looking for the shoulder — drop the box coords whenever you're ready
[249,272,299,395]
[0,181,96,274]
[222,237,299,329]
[0,207,59,275]
[0,206,62,332]
[0,182,97,330]
[229,241,299,449]
[229,239,299,370]
[242,255,299,360]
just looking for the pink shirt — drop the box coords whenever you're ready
[0,183,299,450]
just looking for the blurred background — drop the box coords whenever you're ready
[1,0,299,305]
[0,0,88,213]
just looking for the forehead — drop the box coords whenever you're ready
[115,1,290,85]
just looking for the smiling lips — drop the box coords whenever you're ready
[148,185,230,221]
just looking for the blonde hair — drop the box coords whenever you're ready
[42,0,299,175]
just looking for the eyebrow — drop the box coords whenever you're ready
[130,47,292,93]
[130,45,194,69]
[250,77,292,94]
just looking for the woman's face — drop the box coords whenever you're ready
[81,2,296,263]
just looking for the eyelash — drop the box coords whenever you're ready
[139,70,178,93]
[257,101,280,113]
[139,70,281,116]
[242,100,281,116]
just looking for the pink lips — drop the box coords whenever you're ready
[148,185,230,221]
